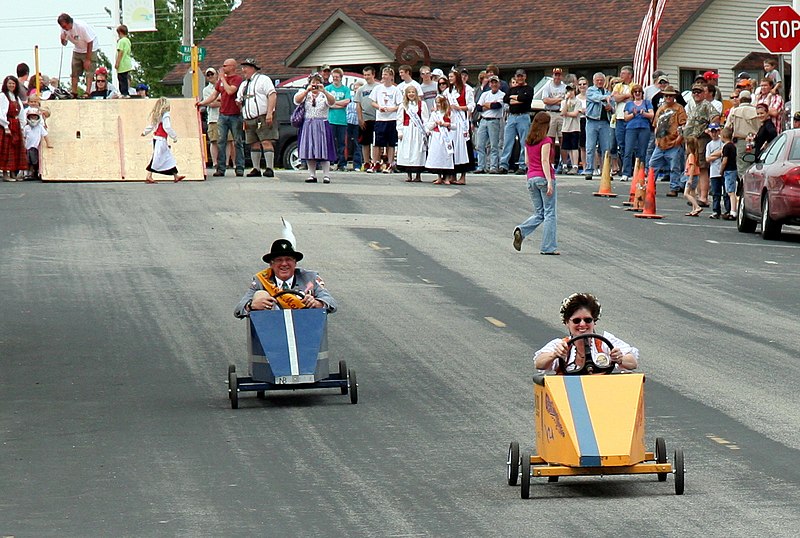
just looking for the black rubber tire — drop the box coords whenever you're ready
[655,437,668,482]
[282,140,301,171]
[339,360,348,394]
[736,194,757,233]
[348,369,358,404]
[548,476,559,483]
[507,442,520,486]
[229,371,239,409]
[520,451,531,499]
[761,195,782,240]
[228,364,236,399]
[256,391,265,399]
[674,449,685,495]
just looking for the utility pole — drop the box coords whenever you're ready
[181,0,195,97]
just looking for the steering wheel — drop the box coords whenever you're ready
[558,333,617,375]
[274,289,305,300]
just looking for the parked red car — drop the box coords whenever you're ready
[738,129,800,239]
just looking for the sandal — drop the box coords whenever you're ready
[452,180,466,185]
[685,208,703,216]
[432,179,443,184]
[405,177,413,182]
[412,178,422,182]
[145,177,156,184]
[305,176,318,183]
[174,175,185,183]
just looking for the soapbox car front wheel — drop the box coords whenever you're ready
[228,371,239,409]
[507,442,520,486]
[655,437,668,481]
[560,333,617,375]
[339,360,348,394]
[520,451,531,499]
[674,448,685,495]
[348,369,358,404]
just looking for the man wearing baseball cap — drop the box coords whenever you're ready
[703,70,722,101]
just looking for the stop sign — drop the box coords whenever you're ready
[757,5,800,53]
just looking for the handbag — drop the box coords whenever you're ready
[290,103,305,128]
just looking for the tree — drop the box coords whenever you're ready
[129,0,235,96]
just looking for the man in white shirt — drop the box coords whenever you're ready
[236,58,278,177]
[202,68,223,170]
[397,64,422,96]
[475,76,505,174]
[369,67,402,173]
[57,13,98,97]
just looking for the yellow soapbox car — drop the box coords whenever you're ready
[507,333,684,498]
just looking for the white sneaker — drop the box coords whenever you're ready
[594,168,601,176]
[620,175,629,182]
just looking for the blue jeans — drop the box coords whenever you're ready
[217,113,245,173]
[710,176,732,214]
[615,118,627,164]
[645,130,656,171]
[649,145,683,192]
[330,123,347,168]
[623,127,650,177]
[476,118,501,171]
[518,177,557,253]
[585,119,612,172]
[346,123,362,168]
[501,113,531,170]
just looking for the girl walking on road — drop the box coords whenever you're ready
[513,111,559,255]
[141,97,184,183]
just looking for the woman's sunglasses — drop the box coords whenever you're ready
[570,317,595,324]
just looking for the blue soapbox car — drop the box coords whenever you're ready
[228,308,357,408]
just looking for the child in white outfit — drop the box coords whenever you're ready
[22,108,52,180]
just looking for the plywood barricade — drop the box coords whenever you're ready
[40,98,205,182]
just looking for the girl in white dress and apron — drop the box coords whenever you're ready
[396,86,430,182]
[425,96,455,184]
[141,97,184,183]
[444,70,475,184]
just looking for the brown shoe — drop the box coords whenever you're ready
[665,190,679,197]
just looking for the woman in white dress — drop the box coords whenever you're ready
[396,85,429,182]
[425,95,455,184]
[444,69,475,184]
[141,97,184,183]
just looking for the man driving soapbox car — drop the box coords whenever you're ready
[228,239,357,408]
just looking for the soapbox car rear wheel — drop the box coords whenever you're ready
[228,371,239,409]
[507,442,520,486]
[348,369,358,404]
[674,449,685,495]
[339,360,348,394]
[228,364,236,399]
[560,333,617,375]
[655,437,668,481]
[520,451,531,499]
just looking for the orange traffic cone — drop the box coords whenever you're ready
[634,167,663,219]
[631,167,646,211]
[623,159,640,207]
[593,151,617,197]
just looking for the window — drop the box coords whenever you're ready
[679,68,713,92]
[762,134,786,165]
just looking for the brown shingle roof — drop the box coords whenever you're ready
[163,0,708,85]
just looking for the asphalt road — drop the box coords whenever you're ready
[2,170,799,536]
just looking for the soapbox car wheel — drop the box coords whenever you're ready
[674,448,685,495]
[339,360,348,394]
[560,333,617,375]
[520,451,531,499]
[228,364,236,399]
[507,442,520,486]
[348,369,358,404]
[655,437,668,482]
[228,371,239,409]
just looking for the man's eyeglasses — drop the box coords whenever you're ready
[569,317,595,324]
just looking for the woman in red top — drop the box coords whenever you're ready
[0,76,27,181]
[512,112,559,255]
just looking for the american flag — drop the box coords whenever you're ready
[633,0,668,87]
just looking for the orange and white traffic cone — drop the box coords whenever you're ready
[634,167,663,219]
[593,151,617,197]
[631,165,647,211]
[623,159,644,211]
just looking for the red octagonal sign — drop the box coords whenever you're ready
[758,5,800,54]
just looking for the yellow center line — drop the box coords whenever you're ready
[485,317,506,328]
